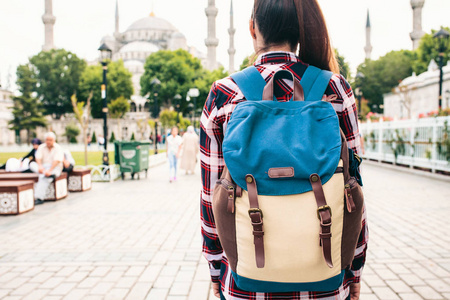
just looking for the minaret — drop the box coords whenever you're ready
[42,0,56,51]
[205,0,219,70]
[410,0,425,50]
[228,0,236,74]
[114,0,119,37]
[364,10,373,60]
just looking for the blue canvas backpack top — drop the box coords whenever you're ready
[212,66,365,293]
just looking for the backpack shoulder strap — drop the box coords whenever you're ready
[230,66,267,101]
[300,66,333,101]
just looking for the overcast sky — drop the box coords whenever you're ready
[0,0,449,91]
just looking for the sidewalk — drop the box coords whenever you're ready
[0,162,449,299]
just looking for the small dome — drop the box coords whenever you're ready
[171,31,185,39]
[100,35,116,51]
[126,15,177,32]
[124,60,144,68]
[119,41,159,53]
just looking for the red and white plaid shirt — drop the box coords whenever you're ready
[200,51,368,300]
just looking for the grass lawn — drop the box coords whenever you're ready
[0,151,114,166]
[1,149,165,166]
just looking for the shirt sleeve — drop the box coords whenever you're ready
[200,82,225,282]
[330,74,368,283]
[35,147,43,161]
[54,146,64,162]
[21,149,34,161]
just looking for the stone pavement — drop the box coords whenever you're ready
[0,162,449,300]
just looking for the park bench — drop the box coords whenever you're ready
[0,172,68,201]
[0,180,34,215]
[68,169,92,192]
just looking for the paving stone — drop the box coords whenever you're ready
[89,282,115,295]
[105,288,130,300]
[21,289,50,300]
[146,288,169,300]
[413,286,444,299]
[125,282,152,299]
[62,288,89,300]
[372,287,401,300]
[386,280,413,293]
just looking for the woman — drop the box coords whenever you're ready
[200,1,367,299]
[180,126,199,175]
[0,138,41,172]
[166,126,182,182]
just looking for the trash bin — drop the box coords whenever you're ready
[114,141,151,180]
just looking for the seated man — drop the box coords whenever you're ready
[29,132,64,205]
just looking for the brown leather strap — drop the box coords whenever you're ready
[309,173,333,268]
[345,179,356,213]
[339,129,351,182]
[262,70,304,101]
[246,174,265,268]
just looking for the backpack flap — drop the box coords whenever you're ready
[223,99,341,195]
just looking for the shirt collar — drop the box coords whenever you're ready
[254,51,301,66]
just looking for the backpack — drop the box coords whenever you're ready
[212,66,364,293]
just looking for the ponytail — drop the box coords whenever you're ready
[254,0,339,74]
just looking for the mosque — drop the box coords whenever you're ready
[97,1,207,114]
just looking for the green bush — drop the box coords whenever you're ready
[110,132,116,143]
[131,132,136,141]
[65,123,80,144]
[91,131,97,143]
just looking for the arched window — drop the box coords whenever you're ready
[130,102,137,113]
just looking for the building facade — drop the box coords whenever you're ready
[0,89,15,146]
[383,61,450,119]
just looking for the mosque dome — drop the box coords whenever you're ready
[119,41,159,53]
[116,41,159,62]
[126,15,177,32]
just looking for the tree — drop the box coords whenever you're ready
[29,49,86,118]
[78,60,133,118]
[159,109,191,131]
[109,132,116,143]
[71,93,92,165]
[91,131,97,144]
[9,64,47,144]
[413,27,450,75]
[356,50,415,111]
[108,96,130,140]
[65,123,80,144]
[335,49,350,80]
[140,49,203,115]
[130,132,136,141]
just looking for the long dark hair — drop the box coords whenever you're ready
[253,0,339,73]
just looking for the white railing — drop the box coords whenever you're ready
[360,116,450,173]
[75,153,167,182]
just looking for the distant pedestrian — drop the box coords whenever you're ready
[166,126,182,182]
[180,126,199,175]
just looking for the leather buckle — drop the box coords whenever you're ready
[317,205,332,219]
[248,208,263,218]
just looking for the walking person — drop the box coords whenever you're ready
[200,1,367,299]
[180,126,199,175]
[166,126,182,182]
[29,132,64,205]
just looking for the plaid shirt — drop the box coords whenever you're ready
[200,51,368,300]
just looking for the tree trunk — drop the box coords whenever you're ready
[83,127,88,166]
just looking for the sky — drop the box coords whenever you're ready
[0,0,449,92]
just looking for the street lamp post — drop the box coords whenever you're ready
[187,88,200,128]
[174,94,182,125]
[433,28,450,110]
[151,78,161,154]
[355,72,365,119]
[98,43,112,166]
